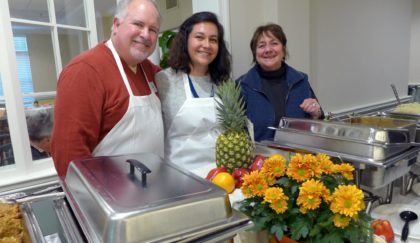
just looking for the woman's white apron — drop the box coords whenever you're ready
[165,73,220,170]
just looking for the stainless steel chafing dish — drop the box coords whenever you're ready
[60,153,252,243]
[272,116,418,161]
[264,117,420,189]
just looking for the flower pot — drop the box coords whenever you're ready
[270,235,298,243]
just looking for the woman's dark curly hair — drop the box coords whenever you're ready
[168,11,231,85]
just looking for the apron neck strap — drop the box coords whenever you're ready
[106,39,157,95]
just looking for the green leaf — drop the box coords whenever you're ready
[271,224,284,240]
[290,217,310,240]
[290,184,299,195]
[158,30,176,48]
[343,225,360,243]
[309,224,321,237]
[158,30,177,68]
[321,232,343,243]
[275,230,284,242]
[276,177,289,186]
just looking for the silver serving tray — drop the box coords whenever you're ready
[61,153,251,243]
[272,117,418,161]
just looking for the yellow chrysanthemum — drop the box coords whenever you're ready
[317,153,335,174]
[287,154,313,182]
[297,192,322,210]
[298,179,332,204]
[299,179,325,195]
[264,187,289,204]
[268,153,287,162]
[302,154,323,178]
[299,207,308,214]
[241,170,269,197]
[333,214,351,228]
[330,185,365,217]
[322,189,332,203]
[269,199,289,214]
[261,154,286,178]
[333,163,355,180]
[289,153,304,165]
[260,172,277,186]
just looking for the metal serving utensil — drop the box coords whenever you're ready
[391,84,401,105]
[0,191,65,204]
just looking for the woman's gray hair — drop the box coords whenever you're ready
[113,0,161,31]
[26,108,54,141]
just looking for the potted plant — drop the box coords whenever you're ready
[158,30,177,68]
[238,153,373,242]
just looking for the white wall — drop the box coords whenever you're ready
[229,0,263,79]
[311,0,412,112]
[276,0,310,81]
[410,0,420,84]
[157,0,192,31]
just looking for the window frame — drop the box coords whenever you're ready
[0,0,98,191]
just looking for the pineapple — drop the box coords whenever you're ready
[215,80,253,173]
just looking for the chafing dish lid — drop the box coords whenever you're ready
[64,153,222,210]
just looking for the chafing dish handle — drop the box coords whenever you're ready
[126,159,152,187]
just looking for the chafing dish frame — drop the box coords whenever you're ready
[51,196,253,243]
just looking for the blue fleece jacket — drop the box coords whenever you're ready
[236,63,318,141]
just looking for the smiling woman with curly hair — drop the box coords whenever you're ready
[155,11,232,171]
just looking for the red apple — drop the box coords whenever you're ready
[250,155,266,171]
[205,167,228,181]
[232,167,250,188]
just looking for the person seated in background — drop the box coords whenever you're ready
[236,23,324,142]
[155,11,231,170]
[26,108,53,160]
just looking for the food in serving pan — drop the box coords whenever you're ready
[342,116,416,128]
[0,203,31,243]
[393,102,420,114]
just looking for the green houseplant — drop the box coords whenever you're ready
[158,30,177,68]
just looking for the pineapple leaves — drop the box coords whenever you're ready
[215,80,247,132]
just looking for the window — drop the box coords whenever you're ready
[0,0,117,190]
[14,36,35,106]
